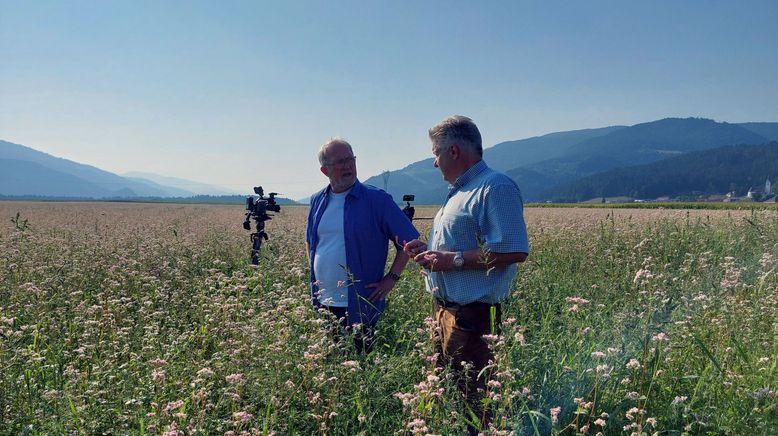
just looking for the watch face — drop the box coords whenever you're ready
[454,253,464,268]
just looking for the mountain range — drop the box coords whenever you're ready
[364,118,778,203]
[3,117,777,203]
[0,140,235,198]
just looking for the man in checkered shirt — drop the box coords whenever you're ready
[404,115,529,430]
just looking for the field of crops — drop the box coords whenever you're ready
[1,202,776,435]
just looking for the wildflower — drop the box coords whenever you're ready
[342,360,361,371]
[163,400,184,413]
[226,373,246,385]
[626,359,641,370]
[550,406,561,424]
[152,369,166,384]
[162,423,180,436]
[671,395,687,405]
[565,296,590,305]
[196,367,214,378]
[652,332,669,342]
[646,417,657,427]
[594,418,606,427]
[233,411,253,422]
[625,407,642,420]
[148,358,167,366]
[633,268,654,284]
[591,351,605,359]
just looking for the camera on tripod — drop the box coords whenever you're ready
[402,194,415,221]
[243,186,281,265]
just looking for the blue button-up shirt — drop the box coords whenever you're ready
[426,160,529,305]
[307,180,420,326]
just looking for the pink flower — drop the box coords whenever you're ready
[565,296,590,305]
[225,373,246,385]
[152,369,166,384]
[652,332,669,342]
[550,406,561,424]
[148,358,167,366]
[232,411,253,422]
[163,400,184,413]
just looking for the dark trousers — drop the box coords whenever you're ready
[433,299,501,430]
[323,306,375,354]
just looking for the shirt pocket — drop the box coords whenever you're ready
[433,212,478,251]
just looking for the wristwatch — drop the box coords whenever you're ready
[386,271,401,281]
[453,251,465,270]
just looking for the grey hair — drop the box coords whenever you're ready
[428,115,483,157]
[318,137,354,166]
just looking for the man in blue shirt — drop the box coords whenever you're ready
[306,138,419,352]
[404,116,529,429]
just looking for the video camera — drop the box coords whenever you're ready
[402,194,415,221]
[243,186,281,265]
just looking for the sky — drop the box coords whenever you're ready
[1,1,777,199]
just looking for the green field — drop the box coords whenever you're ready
[1,203,776,434]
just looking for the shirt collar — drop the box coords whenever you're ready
[327,179,363,198]
[452,160,487,190]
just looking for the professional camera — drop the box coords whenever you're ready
[243,186,281,265]
[402,194,415,221]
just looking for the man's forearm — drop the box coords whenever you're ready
[460,249,527,270]
[389,249,411,276]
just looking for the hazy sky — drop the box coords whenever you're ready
[2,1,777,199]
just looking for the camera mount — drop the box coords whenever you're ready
[243,186,281,265]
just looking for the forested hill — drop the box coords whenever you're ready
[542,142,778,202]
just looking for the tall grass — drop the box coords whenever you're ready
[1,203,775,434]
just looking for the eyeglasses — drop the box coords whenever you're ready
[326,155,356,167]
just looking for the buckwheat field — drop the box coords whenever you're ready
[1,202,776,435]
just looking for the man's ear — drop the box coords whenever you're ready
[320,166,329,177]
[450,143,461,160]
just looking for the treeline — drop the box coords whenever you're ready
[544,142,778,202]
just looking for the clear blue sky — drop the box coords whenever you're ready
[2,1,777,199]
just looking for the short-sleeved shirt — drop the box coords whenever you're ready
[426,160,529,305]
[307,180,420,326]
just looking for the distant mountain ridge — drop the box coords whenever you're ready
[543,142,778,202]
[123,171,236,196]
[0,140,233,198]
[363,118,778,203]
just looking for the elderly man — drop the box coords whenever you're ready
[404,116,529,428]
[306,138,419,352]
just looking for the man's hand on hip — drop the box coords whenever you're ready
[366,276,397,302]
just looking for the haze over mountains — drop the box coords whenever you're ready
[364,118,778,203]
[0,140,236,198]
[3,117,777,203]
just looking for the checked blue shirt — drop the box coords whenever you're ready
[426,160,529,305]
[307,180,419,326]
